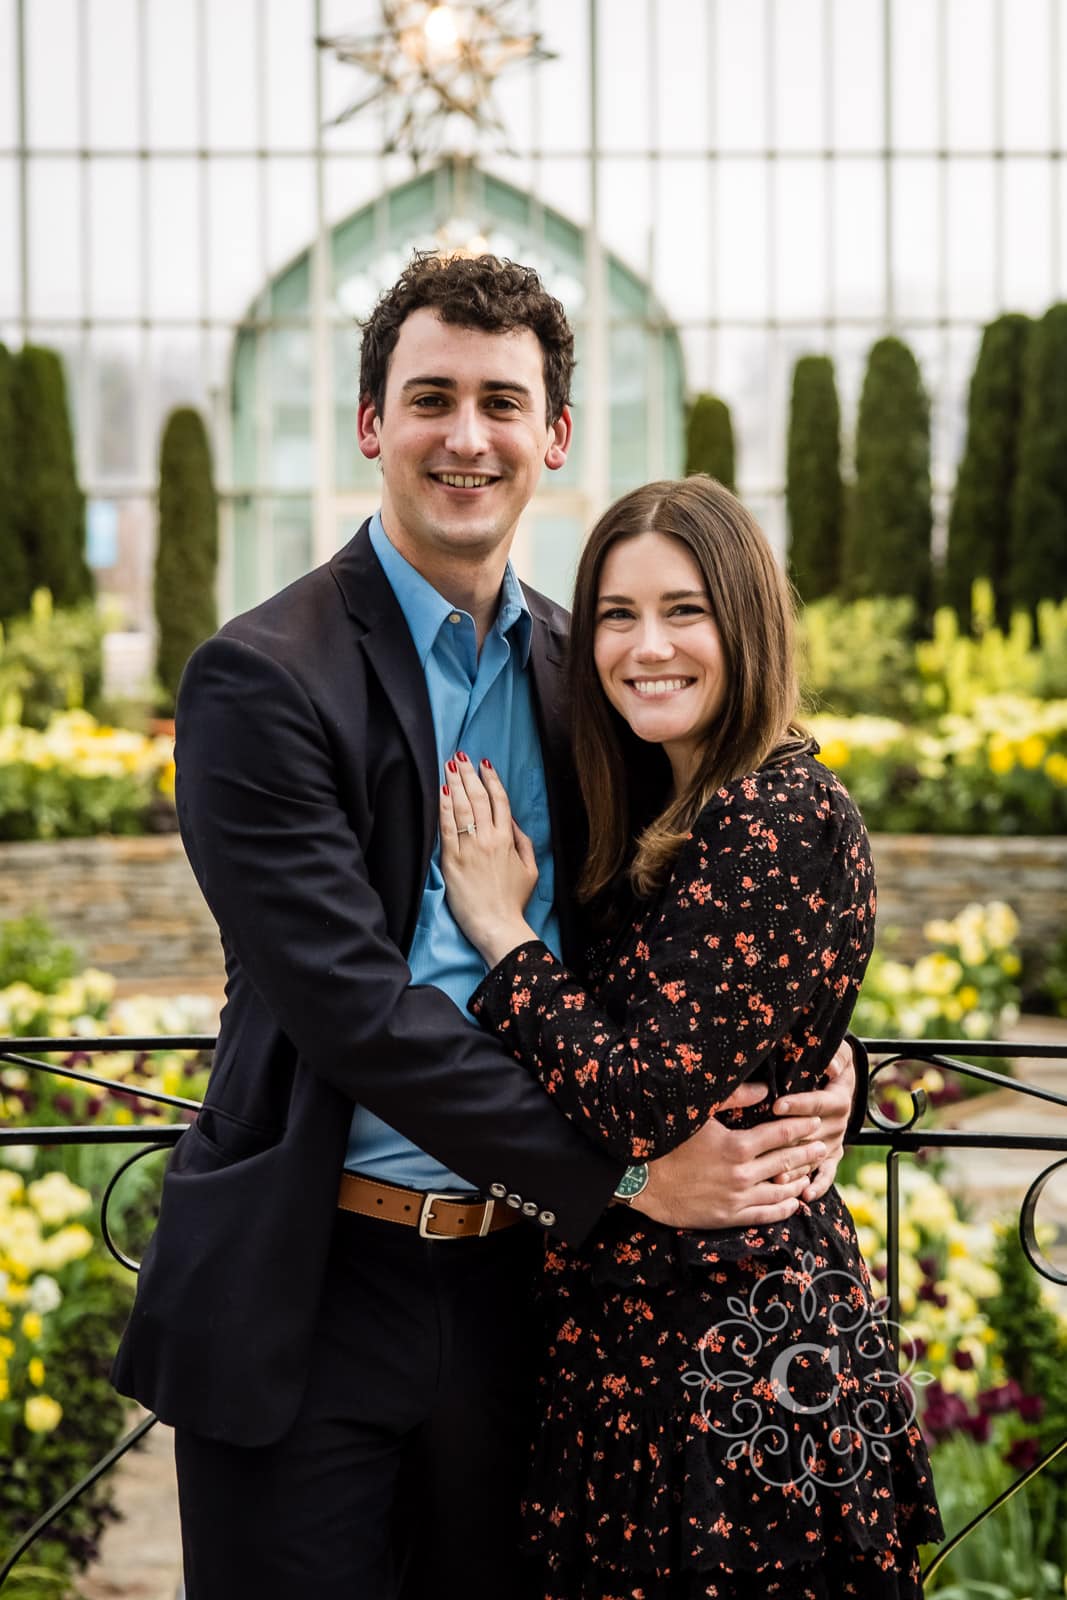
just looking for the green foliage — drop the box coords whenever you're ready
[844,336,932,616]
[1025,927,1067,1018]
[987,1230,1067,1465]
[12,348,92,609]
[685,394,735,490]
[0,915,78,994]
[786,355,843,600]
[154,407,218,710]
[943,314,1031,629]
[797,595,919,719]
[925,1430,1065,1597]
[1011,303,1067,616]
[0,590,104,729]
[0,343,32,623]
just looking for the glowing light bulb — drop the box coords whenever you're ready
[422,5,461,63]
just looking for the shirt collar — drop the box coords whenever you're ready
[369,511,532,667]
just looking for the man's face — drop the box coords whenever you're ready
[357,307,571,571]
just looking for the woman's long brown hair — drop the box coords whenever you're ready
[569,476,810,902]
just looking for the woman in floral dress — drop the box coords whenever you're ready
[438,477,942,1599]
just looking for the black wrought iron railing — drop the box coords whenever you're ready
[1,1034,1066,1590]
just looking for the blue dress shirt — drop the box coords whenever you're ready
[344,513,563,1191]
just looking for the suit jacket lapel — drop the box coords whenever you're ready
[330,524,439,875]
[526,593,585,964]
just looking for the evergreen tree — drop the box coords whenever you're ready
[944,313,1030,629]
[0,343,32,621]
[1010,302,1067,616]
[154,407,218,708]
[12,345,92,607]
[843,336,932,617]
[786,355,843,601]
[686,394,736,491]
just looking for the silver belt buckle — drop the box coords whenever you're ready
[417,1191,495,1239]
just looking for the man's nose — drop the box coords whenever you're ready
[444,403,490,458]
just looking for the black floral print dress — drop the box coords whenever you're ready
[470,754,943,1600]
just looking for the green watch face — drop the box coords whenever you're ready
[614,1162,650,1201]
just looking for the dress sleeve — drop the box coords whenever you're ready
[469,765,874,1162]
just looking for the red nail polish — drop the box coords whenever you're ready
[442,784,450,796]
[447,759,457,773]
[482,758,492,769]
[457,751,468,763]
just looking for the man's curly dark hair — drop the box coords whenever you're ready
[359,251,575,424]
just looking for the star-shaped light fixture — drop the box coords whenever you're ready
[317,2,555,165]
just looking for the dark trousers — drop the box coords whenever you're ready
[175,1207,544,1600]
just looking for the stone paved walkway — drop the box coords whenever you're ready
[75,1411,181,1600]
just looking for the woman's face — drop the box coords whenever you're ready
[593,529,727,782]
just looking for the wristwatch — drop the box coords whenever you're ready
[613,1162,650,1205]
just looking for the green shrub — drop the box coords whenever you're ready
[154,408,218,711]
[0,343,32,623]
[798,595,919,719]
[0,915,78,994]
[844,336,932,617]
[0,711,174,842]
[13,348,92,609]
[786,355,843,601]
[685,394,735,490]
[0,590,104,730]
[943,314,1031,629]
[1011,303,1067,617]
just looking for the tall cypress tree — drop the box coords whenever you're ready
[786,355,843,601]
[13,345,93,607]
[844,336,932,617]
[686,394,736,491]
[154,407,219,709]
[943,313,1030,628]
[0,343,32,621]
[1010,302,1067,616]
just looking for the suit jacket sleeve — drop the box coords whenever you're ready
[175,633,621,1244]
[469,765,875,1163]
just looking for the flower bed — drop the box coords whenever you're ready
[0,712,174,842]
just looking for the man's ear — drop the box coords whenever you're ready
[544,404,573,472]
[357,397,382,460]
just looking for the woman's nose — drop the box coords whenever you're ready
[633,621,673,660]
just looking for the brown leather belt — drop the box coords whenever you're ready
[337,1172,520,1240]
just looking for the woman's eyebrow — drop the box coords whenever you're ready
[597,589,708,603]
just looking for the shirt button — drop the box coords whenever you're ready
[505,1193,523,1210]
[521,1201,539,1218]
[488,1183,507,1199]
[537,1210,556,1228]
[448,612,462,624]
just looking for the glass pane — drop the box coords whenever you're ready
[26,0,78,148]
[833,159,884,319]
[537,0,588,153]
[599,158,651,276]
[29,158,81,318]
[231,496,261,614]
[654,160,710,324]
[609,321,648,495]
[715,0,768,151]
[0,0,17,148]
[715,329,771,490]
[525,514,582,609]
[655,0,706,152]
[206,0,258,148]
[89,158,140,316]
[0,159,17,319]
[891,159,940,319]
[209,159,264,322]
[232,331,258,488]
[774,160,827,320]
[946,159,996,320]
[148,160,201,319]
[87,0,139,149]
[267,160,316,288]
[92,333,140,480]
[831,0,882,151]
[773,0,824,151]
[1003,158,1054,311]
[945,0,994,151]
[598,0,648,151]
[273,496,312,592]
[150,329,209,464]
[269,327,312,489]
[146,0,198,148]
[266,0,315,148]
[716,161,768,318]
[335,324,377,491]
[1003,0,1051,148]
[892,0,940,150]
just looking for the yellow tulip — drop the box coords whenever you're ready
[24,1393,63,1433]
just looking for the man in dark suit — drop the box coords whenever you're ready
[114,253,855,1599]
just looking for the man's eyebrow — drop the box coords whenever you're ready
[399,376,534,400]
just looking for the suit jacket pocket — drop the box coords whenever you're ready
[190,1104,282,1166]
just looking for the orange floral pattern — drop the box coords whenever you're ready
[471,755,942,1599]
